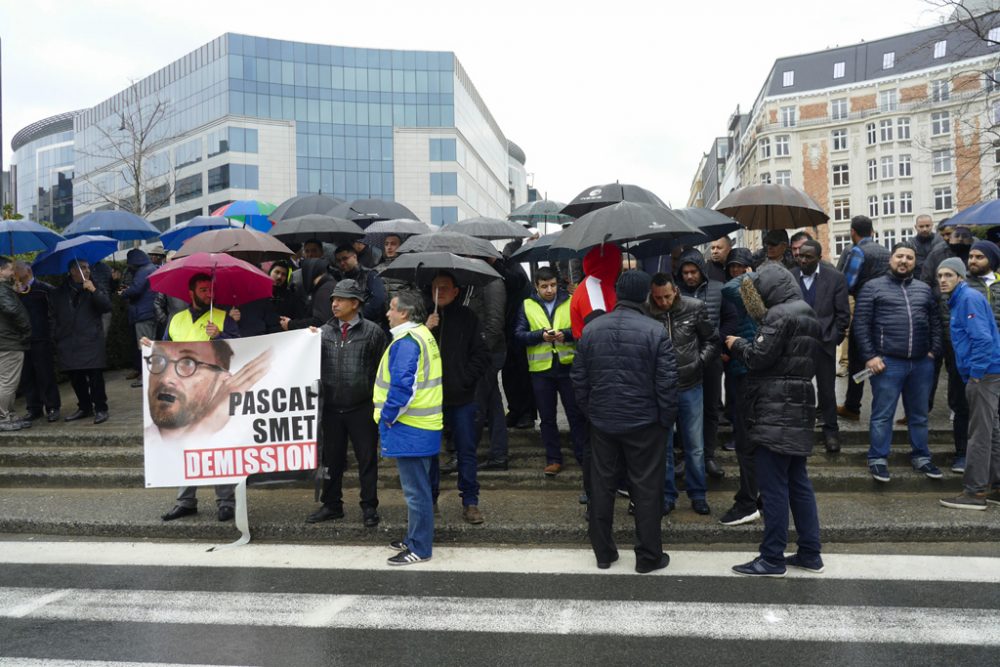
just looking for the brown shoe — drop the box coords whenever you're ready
[462,505,484,524]
[836,405,860,421]
[895,417,907,426]
[544,463,562,477]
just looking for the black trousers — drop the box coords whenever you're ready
[726,372,758,511]
[589,422,667,568]
[68,369,107,413]
[19,342,61,413]
[843,333,865,413]
[816,343,839,435]
[502,340,536,424]
[319,403,379,511]
[702,357,723,461]
[945,349,969,457]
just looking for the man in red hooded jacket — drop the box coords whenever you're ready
[571,244,622,339]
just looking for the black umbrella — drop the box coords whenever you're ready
[448,216,532,240]
[378,251,501,287]
[715,184,828,230]
[560,183,668,219]
[551,201,701,252]
[675,207,742,241]
[269,194,346,222]
[268,214,365,245]
[397,231,502,260]
[509,232,582,263]
[330,199,418,228]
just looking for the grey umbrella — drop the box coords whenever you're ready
[268,214,365,245]
[715,184,828,230]
[551,201,701,252]
[509,232,582,263]
[269,194,346,222]
[378,251,501,287]
[448,216,532,240]
[397,231,502,260]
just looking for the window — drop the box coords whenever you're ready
[760,172,772,184]
[897,117,911,140]
[900,227,915,241]
[775,135,790,156]
[879,119,894,142]
[868,195,879,217]
[834,235,851,259]
[832,128,848,151]
[932,149,952,174]
[995,141,1000,164]
[898,154,912,177]
[780,106,796,128]
[988,68,1000,91]
[833,198,851,221]
[430,172,458,195]
[881,156,894,179]
[931,79,950,102]
[989,27,1000,43]
[174,139,202,171]
[429,138,457,161]
[430,206,458,226]
[175,208,203,225]
[933,40,947,58]
[207,128,229,158]
[831,98,848,120]
[882,193,895,216]
[878,89,898,112]
[931,111,950,135]
[881,228,897,249]
[758,138,771,159]
[883,52,895,69]
[833,61,845,79]
[934,187,953,211]
[832,163,849,186]
[867,123,877,145]
[229,128,258,153]
[900,191,913,214]
[207,164,259,192]
[782,71,794,87]
[993,100,1000,125]
[208,165,228,193]
[175,173,203,203]
[867,159,878,182]
[775,170,792,185]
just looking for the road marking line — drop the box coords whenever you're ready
[4,588,70,618]
[0,660,248,667]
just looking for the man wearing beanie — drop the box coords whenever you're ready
[936,258,1000,510]
[967,240,1000,330]
[571,270,678,573]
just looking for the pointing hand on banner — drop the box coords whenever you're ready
[198,347,275,436]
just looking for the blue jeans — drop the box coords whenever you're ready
[443,402,480,506]
[868,355,934,467]
[396,456,435,559]
[664,384,707,504]
[755,446,821,565]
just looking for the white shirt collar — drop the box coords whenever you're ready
[390,321,420,338]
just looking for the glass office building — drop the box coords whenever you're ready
[13,33,527,230]
[10,111,78,226]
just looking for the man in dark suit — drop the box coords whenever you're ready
[792,239,850,452]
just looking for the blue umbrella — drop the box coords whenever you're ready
[946,200,1000,227]
[63,210,160,241]
[160,216,242,251]
[0,219,65,255]
[32,235,119,276]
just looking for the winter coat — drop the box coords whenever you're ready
[378,333,442,458]
[431,301,491,406]
[966,272,1000,330]
[0,282,31,352]
[919,242,956,286]
[333,264,386,325]
[51,281,112,370]
[270,284,296,320]
[356,244,382,269]
[462,275,506,360]
[121,249,157,323]
[913,233,945,278]
[571,300,678,435]
[853,272,942,362]
[844,236,891,296]
[676,250,724,327]
[320,316,387,410]
[229,298,281,337]
[729,263,821,457]
[16,279,56,344]
[570,244,621,339]
[947,281,1000,383]
[721,272,759,377]
[374,256,416,310]
[154,292,188,326]
[288,259,334,330]
[645,295,720,391]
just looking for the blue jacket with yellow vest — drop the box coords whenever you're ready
[513,290,574,377]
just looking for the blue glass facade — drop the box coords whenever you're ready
[12,127,75,226]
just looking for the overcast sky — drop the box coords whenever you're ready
[1,0,951,208]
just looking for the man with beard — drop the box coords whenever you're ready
[912,214,944,278]
[966,240,1000,329]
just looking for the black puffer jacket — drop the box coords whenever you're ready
[645,295,720,390]
[571,301,678,435]
[730,264,821,457]
[462,272,507,360]
[853,272,942,361]
[0,282,31,351]
[319,317,387,411]
[676,250,723,327]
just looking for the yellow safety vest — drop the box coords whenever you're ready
[167,308,228,342]
[523,298,574,372]
[373,324,443,430]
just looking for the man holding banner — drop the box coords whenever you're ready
[375,292,443,566]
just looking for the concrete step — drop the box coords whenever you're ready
[0,486,996,545]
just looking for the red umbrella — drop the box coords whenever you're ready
[149,252,272,308]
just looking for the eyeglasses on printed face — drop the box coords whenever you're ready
[145,354,224,377]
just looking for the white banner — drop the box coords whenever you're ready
[143,329,321,488]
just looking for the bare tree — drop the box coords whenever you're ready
[76,81,176,220]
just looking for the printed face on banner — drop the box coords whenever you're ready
[143,329,321,488]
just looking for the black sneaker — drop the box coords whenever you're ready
[362,508,380,527]
[732,556,786,577]
[786,553,825,573]
[388,539,408,551]
[917,462,943,480]
[719,506,760,526]
[692,499,711,515]
[387,549,430,566]
[478,458,508,471]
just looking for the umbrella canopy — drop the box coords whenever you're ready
[148,252,273,306]
[509,199,573,224]
[173,228,295,265]
[364,218,435,238]
[31,235,118,276]
[946,200,1000,227]
[715,184,828,230]
[378,251,501,287]
[397,230,502,260]
[330,199,418,228]
[551,201,701,252]
[269,193,346,222]
[560,183,668,219]
[509,232,581,263]
[268,214,365,245]
[159,216,243,251]
[675,207,742,241]
[448,216,532,240]
[210,200,277,233]
[63,210,159,241]
[0,219,64,255]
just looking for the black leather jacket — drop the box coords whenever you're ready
[645,295,720,391]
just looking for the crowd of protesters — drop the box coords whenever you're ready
[1,212,998,572]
